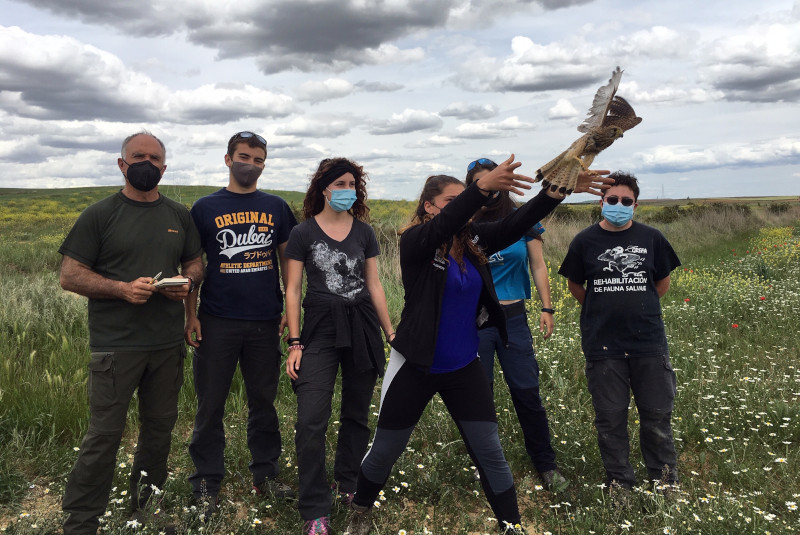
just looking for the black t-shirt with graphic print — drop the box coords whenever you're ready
[285,217,379,305]
[558,221,681,360]
[190,188,297,321]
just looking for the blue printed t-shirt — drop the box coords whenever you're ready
[486,222,544,301]
[429,254,481,373]
[190,188,297,321]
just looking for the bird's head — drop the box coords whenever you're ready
[610,126,624,139]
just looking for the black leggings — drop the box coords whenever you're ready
[354,349,521,525]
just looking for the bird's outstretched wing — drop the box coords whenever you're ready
[577,66,622,134]
[602,95,642,132]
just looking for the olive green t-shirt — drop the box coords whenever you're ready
[59,191,201,351]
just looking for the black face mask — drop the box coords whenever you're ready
[231,161,263,188]
[123,160,162,192]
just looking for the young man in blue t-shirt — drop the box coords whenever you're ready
[559,172,680,501]
[184,132,298,515]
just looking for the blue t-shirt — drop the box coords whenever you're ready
[486,223,544,301]
[429,255,481,373]
[191,188,297,320]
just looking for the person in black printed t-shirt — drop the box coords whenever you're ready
[184,132,298,516]
[59,131,203,534]
[284,158,394,535]
[558,171,680,497]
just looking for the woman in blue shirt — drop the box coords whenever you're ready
[344,156,610,535]
[466,158,568,493]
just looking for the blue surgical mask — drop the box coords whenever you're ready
[327,188,357,212]
[601,203,634,227]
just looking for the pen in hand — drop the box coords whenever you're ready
[150,271,162,285]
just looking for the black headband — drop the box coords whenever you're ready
[318,161,358,190]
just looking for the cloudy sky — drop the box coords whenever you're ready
[1,0,799,200]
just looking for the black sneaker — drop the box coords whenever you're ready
[253,478,296,499]
[189,494,219,522]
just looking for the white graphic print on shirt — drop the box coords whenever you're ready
[311,241,364,299]
[593,245,648,293]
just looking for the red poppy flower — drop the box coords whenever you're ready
[732,323,739,329]
[684,298,690,303]
[760,296,766,300]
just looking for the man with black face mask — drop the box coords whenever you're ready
[59,131,203,534]
[184,131,298,515]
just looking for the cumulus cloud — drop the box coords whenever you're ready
[408,134,461,147]
[15,0,587,74]
[548,98,578,119]
[454,116,532,138]
[355,80,404,92]
[439,102,498,120]
[296,78,355,103]
[634,136,800,173]
[0,26,295,124]
[699,18,800,101]
[369,109,443,135]
[274,117,351,138]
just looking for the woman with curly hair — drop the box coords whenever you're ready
[345,156,610,535]
[284,157,394,535]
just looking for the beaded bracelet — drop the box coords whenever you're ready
[288,344,304,351]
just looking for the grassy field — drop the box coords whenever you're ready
[1,187,799,534]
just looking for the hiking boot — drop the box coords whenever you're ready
[189,494,219,522]
[253,478,296,499]
[344,502,372,535]
[540,469,569,493]
[304,516,331,535]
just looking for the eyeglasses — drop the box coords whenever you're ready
[604,195,635,207]
[234,131,267,146]
[467,158,496,171]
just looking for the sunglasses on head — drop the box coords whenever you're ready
[604,195,635,207]
[467,158,496,171]
[235,131,267,146]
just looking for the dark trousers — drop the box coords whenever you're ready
[188,313,282,497]
[478,302,557,474]
[63,345,185,535]
[293,323,378,521]
[355,350,521,526]
[585,354,679,488]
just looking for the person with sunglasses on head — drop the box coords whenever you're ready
[283,157,394,535]
[465,158,568,494]
[558,171,680,502]
[184,131,298,517]
[344,155,612,535]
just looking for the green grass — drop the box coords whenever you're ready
[1,188,800,533]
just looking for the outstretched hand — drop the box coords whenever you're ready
[574,169,613,196]
[473,154,534,196]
